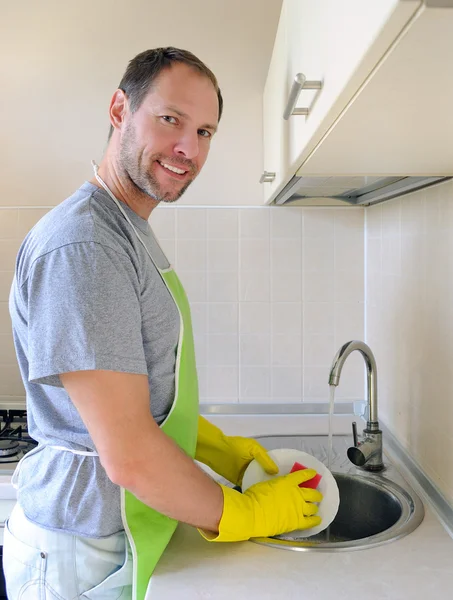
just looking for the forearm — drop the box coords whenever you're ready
[59,370,224,534]
[108,417,224,533]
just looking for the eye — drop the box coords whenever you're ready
[198,129,211,138]
[162,116,178,124]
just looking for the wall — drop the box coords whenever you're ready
[0,0,282,208]
[0,0,367,408]
[366,179,453,504]
[0,204,365,406]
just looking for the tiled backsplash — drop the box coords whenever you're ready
[151,205,365,404]
[0,204,365,405]
[366,179,453,504]
[3,185,453,504]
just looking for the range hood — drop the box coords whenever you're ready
[274,175,451,207]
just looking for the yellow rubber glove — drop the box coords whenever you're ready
[195,415,279,486]
[199,469,323,542]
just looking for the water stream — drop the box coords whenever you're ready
[325,384,336,543]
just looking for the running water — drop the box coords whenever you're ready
[326,384,336,543]
[327,384,336,471]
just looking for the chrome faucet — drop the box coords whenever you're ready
[329,340,384,471]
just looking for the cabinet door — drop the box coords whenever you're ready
[262,1,290,202]
[262,0,421,204]
[297,1,453,177]
[287,0,421,169]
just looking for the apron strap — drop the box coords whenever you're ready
[11,444,99,490]
[49,445,99,457]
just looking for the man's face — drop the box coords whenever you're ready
[118,62,219,204]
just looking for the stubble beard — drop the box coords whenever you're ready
[118,122,196,204]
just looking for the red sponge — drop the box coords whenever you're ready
[290,461,322,489]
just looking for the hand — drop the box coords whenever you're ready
[195,416,278,486]
[219,434,279,486]
[200,469,323,542]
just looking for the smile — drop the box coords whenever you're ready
[157,160,189,176]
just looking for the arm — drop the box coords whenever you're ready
[60,369,224,533]
[61,370,322,541]
[29,245,320,541]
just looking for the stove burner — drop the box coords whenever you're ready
[0,439,20,457]
[0,409,37,465]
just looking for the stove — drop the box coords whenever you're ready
[0,410,36,475]
[0,408,34,597]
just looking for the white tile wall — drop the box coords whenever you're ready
[365,179,453,504]
[152,205,365,405]
[0,205,365,407]
[4,185,453,506]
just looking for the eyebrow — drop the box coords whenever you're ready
[163,104,218,133]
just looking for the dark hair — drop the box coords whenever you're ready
[108,47,223,140]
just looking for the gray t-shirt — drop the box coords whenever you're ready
[9,182,180,537]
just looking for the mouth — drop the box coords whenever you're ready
[155,160,191,181]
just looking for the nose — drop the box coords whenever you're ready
[173,129,200,160]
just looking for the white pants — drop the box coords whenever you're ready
[3,503,133,599]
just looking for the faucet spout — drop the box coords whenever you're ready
[329,340,378,425]
[329,340,384,471]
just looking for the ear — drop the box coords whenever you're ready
[109,89,129,133]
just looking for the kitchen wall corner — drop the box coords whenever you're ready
[366,178,453,505]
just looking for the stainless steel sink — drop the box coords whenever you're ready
[248,434,425,552]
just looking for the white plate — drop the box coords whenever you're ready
[241,448,340,538]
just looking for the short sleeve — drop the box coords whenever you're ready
[24,242,148,386]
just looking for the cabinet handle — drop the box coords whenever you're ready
[283,73,322,120]
[259,171,276,183]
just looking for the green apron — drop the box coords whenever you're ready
[92,164,199,600]
[122,267,198,600]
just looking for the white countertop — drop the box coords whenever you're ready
[150,507,453,599]
[150,414,453,599]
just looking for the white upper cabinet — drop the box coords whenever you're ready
[262,2,291,200]
[286,0,421,171]
[261,0,440,204]
[297,1,453,178]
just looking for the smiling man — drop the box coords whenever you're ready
[5,48,322,600]
[105,54,218,215]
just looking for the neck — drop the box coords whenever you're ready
[90,157,159,221]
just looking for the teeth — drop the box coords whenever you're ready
[159,161,186,175]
